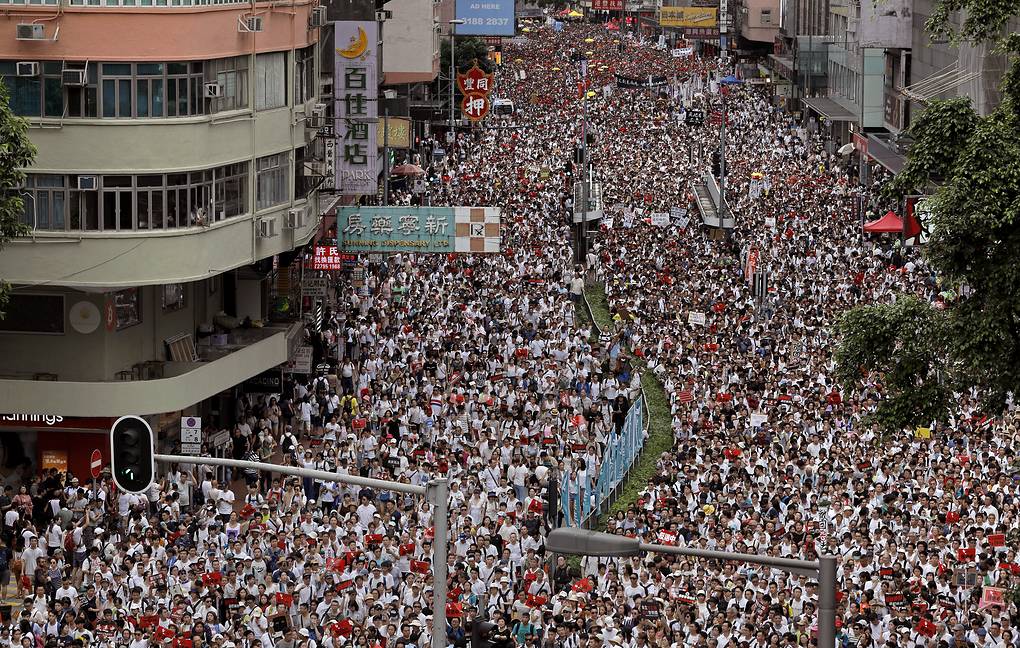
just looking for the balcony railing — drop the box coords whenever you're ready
[3,0,254,7]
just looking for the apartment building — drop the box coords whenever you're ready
[0,0,327,465]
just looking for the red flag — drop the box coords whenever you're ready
[528,499,544,514]
[365,533,384,545]
[957,547,977,562]
[572,578,594,593]
[138,615,159,630]
[946,511,960,523]
[331,620,354,637]
[399,542,416,556]
[239,503,256,520]
[275,593,294,606]
[525,594,547,608]
[989,533,1006,547]
[446,602,464,618]
[915,618,937,638]
[153,627,175,642]
[202,572,222,585]
[410,560,431,574]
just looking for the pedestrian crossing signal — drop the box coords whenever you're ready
[110,416,155,493]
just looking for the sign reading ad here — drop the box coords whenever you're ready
[455,0,515,36]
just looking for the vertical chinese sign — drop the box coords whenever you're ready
[457,62,495,122]
[334,21,379,195]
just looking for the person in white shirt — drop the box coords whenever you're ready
[216,484,235,523]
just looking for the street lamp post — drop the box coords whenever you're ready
[547,528,838,648]
[449,19,465,130]
[152,453,450,648]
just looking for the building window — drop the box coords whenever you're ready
[115,288,142,330]
[760,9,772,24]
[162,283,186,312]
[255,52,287,110]
[294,146,312,201]
[256,153,288,210]
[0,294,64,334]
[295,46,316,105]
[207,56,250,113]
[20,162,249,232]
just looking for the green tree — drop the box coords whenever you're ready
[439,36,494,76]
[835,2,1020,431]
[0,81,36,318]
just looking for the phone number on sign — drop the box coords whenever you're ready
[463,17,511,25]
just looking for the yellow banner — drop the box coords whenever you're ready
[659,6,718,28]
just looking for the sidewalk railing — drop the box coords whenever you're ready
[558,285,651,529]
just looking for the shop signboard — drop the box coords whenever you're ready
[455,0,515,36]
[242,369,283,394]
[337,207,501,254]
[334,21,379,195]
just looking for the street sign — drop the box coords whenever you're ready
[287,345,314,374]
[211,430,231,448]
[181,443,202,455]
[303,278,329,299]
[181,416,202,444]
[90,449,103,479]
[685,109,705,126]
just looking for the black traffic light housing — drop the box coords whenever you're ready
[110,416,155,493]
[468,618,497,648]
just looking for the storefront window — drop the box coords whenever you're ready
[115,288,141,330]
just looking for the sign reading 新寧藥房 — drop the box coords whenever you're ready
[334,21,379,196]
[337,207,501,254]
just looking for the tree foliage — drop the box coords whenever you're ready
[0,81,36,318]
[836,2,1020,431]
[439,37,494,75]
[835,297,954,431]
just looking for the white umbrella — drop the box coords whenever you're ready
[838,142,855,155]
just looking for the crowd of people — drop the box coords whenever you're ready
[1,16,1017,648]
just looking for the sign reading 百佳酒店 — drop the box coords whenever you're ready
[334,21,379,196]
[337,207,501,254]
[455,0,515,36]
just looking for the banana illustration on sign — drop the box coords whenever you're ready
[337,26,368,59]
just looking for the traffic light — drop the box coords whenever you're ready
[110,416,155,493]
[468,618,497,648]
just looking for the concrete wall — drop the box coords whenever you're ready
[383,0,441,83]
[26,107,303,174]
[739,0,781,43]
[859,0,911,48]
[0,3,317,62]
[0,202,318,288]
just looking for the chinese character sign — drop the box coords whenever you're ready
[591,0,623,10]
[334,21,379,196]
[457,63,495,123]
[455,0,514,36]
[312,246,356,271]
[337,207,501,254]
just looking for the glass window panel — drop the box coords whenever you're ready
[119,79,131,116]
[151,190,164,229]
[43,78,62,116]
[179,79,189,116]
[137,175,162,187]
[167,173,187,187]
[136,192,149,229]
[137,63,163,76]
[103,63,132,76]
[151,79,163,117]
[191,62,203,73]
[118,193,133,230]
[20,194,34,228]
[67,86,83,118]
[166,190,178,228]
[168,63,188,75]
[102,80,116,117]
[85,87,98,117]
[41,61,61,75]
[83,192,99,230]
[167,79,177,117]
[190,77,200,115]
[37,193,49,230]
[104,176,132,188]
[52,192,65,230]
[103,192,117,230]
[136,81,149,117]
[35,175,64,188]
[13,78,40,117]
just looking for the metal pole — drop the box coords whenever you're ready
[383,105,390,205]
[719,90,726,231]
[429,478,449,648]
[817,555,837,648]
[449,24,456,128]
[153,454,427,495]
[636,542,820,576]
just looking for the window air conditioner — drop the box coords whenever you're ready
[16,62,39,77]
[308,103,327,129]
[62,69,87,86]
[204,82,224,98]
[285,208,305,229]
[16,24,45,40]
[258,218,278,238]
[77,176,99,191]
[239,16,264,32]
[309,6,327,28]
